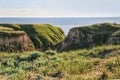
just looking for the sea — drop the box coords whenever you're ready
[0,17,120,35]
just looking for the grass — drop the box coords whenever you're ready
[0,31,25,37]
[0,26,14,31]
[60,23,120,51]
[0,23,120,80]
[0,45,120,80]
[0,24,65,50]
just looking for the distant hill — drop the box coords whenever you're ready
[55,23,120,52]
[0,24,65,52]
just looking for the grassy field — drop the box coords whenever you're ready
[0,45,120,80]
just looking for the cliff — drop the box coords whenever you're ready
[0,24,65,51]
[19,24,65,50]
[0,30,34,52]
[55,23,120,52]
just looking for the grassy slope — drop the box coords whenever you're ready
[77,23,120,45]
[0,24,65,50]
[56,23,120,52]
[0,45,120,80]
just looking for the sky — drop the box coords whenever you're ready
[0,0,120,17]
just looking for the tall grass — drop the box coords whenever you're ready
[0,45,120,79]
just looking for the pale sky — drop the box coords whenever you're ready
[0,0,120,17]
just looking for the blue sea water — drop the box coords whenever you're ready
[0,17,119,35]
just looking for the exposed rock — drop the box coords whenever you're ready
[107,30,120,44]
[0,31,34,52]
[55,23,120,52]
[0,24,65,51]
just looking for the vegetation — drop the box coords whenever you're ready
[0,30,34,52]
[0,24,65,50]
[0,45,120,80]
[0,23,120,80]
[56,23,120,51]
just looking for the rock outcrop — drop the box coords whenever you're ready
[0,24,65,52]
[107,30,120,44]
[55,23,120,52]
[0,31,34,52]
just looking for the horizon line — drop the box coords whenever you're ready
[0,16,120,18]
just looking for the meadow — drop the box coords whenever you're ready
[0,23,120,80]
[0,45,120,80]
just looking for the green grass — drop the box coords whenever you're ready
[59,23,120,51]
[0,31,25,37]
[0,24,65,50]
[0,23,120,79]
[0,45,120,80]
[19,24,65,50]
[0,26,14,31]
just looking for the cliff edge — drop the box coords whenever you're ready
[55,23,120,52]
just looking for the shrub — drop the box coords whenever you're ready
[17,53,40,62]
[28,53,40,61]
[9,70,27,80]
[45,50,57,55]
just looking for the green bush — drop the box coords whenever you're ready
[17,53,40,62]
[45,50,57,55]
[29,53,40,61]
[0,45,120,79]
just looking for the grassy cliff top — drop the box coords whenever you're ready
[0,24,65,50]
[76,23,120,34]
[0,31,25,37]
[0,26,14,31]
[56,23,120,52]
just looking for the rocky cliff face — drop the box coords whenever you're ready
[0,31,34,52]
[55,23,120,52]
[107,30,120,44]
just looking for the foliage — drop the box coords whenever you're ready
[0,24,65,50]
[45,50,57,55]
[57,23,120,51]
[0,45,120,80]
